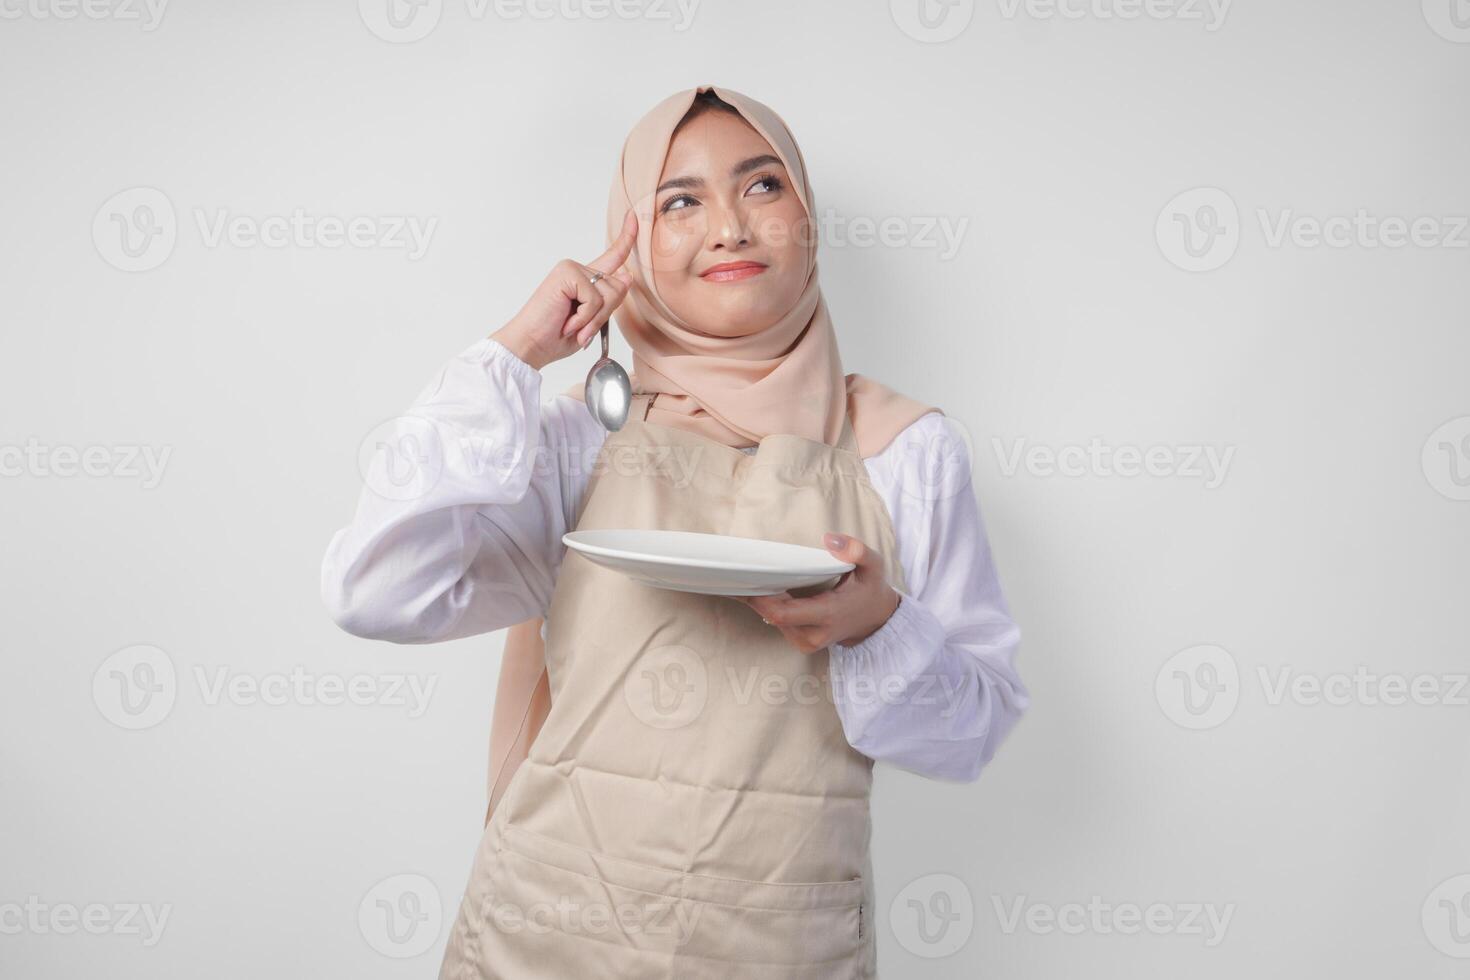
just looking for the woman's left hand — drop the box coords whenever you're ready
[737,533,900,654]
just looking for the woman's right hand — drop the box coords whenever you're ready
[491,210,638,371]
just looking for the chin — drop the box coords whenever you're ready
[702,302,782,336]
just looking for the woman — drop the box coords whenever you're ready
[322,84,1028,978]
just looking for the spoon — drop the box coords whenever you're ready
[583,322,632,431]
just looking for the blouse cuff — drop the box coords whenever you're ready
[396,335,546,505]
[830,590,946,676]
[476,337,542,387]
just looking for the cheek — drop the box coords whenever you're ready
[752,201,811,253]
[649,216,704,276]
[753,203,812,302]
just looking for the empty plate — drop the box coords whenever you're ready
[562,529,853,596]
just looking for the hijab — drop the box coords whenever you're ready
[562,84,941,459]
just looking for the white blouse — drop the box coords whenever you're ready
[321,337,1029,782]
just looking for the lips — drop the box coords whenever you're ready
[699,261,767,283]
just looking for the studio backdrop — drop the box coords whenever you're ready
[2,1,1467,977]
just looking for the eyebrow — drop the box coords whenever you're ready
[655,154,783,195]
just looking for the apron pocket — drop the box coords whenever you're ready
[488,822,866,972]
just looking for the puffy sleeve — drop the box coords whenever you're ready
[829,412,1029,781]
[320,337,602,643]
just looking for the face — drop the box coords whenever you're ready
[647,109,812,337]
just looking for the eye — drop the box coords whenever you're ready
[746,173,784,196]
[659,193,699,215]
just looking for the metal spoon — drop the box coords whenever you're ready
[583,322,632,431]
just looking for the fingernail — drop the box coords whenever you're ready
[825,533,847,549]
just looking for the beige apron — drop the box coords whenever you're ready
[441,392,908,979]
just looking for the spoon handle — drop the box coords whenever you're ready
[600,323,610,360]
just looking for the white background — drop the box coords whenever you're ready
[2,0,1468,976]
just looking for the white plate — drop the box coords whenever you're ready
[562,529,853,596]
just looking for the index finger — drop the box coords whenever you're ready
[587,209,638,275]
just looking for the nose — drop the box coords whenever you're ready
[706,199,752,252]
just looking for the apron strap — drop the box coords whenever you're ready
[631,391,857,457]
[630,391,658,423]
[837,410,859,456]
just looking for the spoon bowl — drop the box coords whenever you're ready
[584,324,632,431]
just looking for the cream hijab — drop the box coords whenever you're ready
[562,83,940,459]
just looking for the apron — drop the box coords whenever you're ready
[440,391,908,979]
